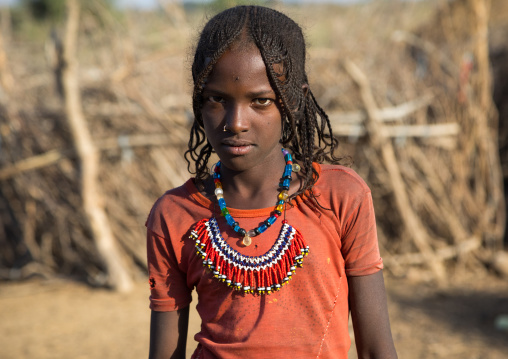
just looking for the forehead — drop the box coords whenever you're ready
[205,44,274,93]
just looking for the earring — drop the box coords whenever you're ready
[223,125,227,132]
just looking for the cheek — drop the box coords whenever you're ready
[263,110,283,138]
[202,120,218,141]
[201,109,223,133]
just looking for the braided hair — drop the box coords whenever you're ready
[185,5,343,199]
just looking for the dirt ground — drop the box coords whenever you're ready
[1,271,507,359]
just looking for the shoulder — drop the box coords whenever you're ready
[314,163,371,195]
[150,180,193,212]
[301,163,373,216]
[145,179,201,232]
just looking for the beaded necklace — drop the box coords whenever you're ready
[212,148,299,246]
[189,148,309,295]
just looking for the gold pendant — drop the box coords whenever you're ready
[242,235,252,246]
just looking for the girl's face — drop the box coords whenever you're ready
[200,43,283,173]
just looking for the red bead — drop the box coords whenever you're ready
[273,213,279,218]
[282,220,288,224]
[214,178,220,183]
[287,160,292,164]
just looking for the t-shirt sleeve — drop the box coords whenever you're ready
[340,190,383,276]
[146,227,192,311]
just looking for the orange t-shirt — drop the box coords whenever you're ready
[146,163,383,359]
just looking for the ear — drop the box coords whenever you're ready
[302,83,309,97]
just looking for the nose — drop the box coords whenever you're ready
[224,104,250,133]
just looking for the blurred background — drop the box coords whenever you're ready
[0,0,507,358]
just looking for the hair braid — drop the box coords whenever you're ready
[185,5,345,195]
[185,7,249,181]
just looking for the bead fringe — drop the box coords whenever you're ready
[190,217,309,295]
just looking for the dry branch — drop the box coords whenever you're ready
[0,133,186,180]
[343,59,446,282]
[62,0,132,292]
[0,8,13,93]
[0,150,65,180]
[384,237,481,266]
[331,122,459,138]
[469,0,505,245]
[328,94,434,124]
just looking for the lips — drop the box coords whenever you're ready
[221,139,254,156]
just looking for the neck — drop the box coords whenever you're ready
[222,163,284,210]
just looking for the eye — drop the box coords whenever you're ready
[253,98,273,106]
[208,96,225,104]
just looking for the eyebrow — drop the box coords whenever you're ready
[203,88,276,98]
[247,89,276,97]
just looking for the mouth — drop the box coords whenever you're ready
[221,139,254,155]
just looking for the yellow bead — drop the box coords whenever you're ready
[276,204,284,212]
[215,182,222,189]
[278,190,289,200]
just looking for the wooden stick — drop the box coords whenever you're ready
[328,94,434,124]
[343,59,446,282]
[0,133,187,180]
[383,237,480,266]
[409,147,469,243]
[62,0,132,292]
[0,7,13,93]
[0,150,65,180]
[331,122,459,138]
[469,0,506,247]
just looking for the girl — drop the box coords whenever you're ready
[146,5,397,359]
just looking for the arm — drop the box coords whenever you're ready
[149,307,189,359]
[348,270,397,359]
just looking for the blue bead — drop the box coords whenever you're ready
[283,179,291,187]
[226,215,235,226]
[218,198,226,208]
[278,200,285,205]
[267,216,277,225]
[233,225,241,232]
[258,224,268,233]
